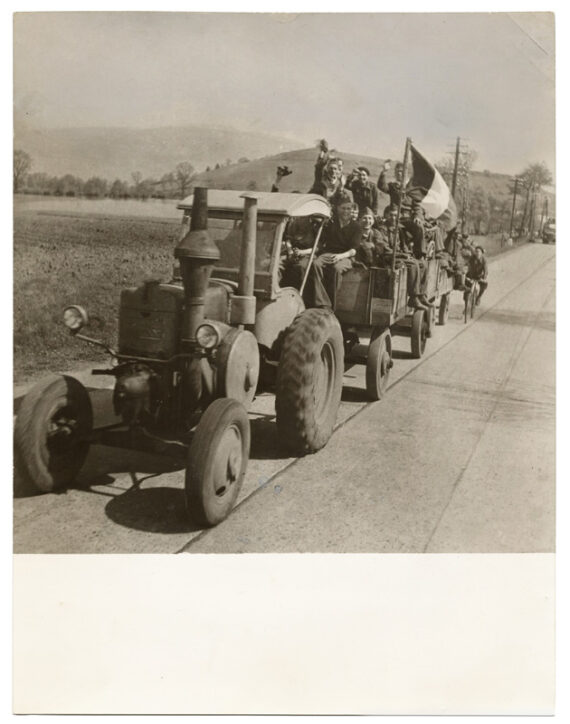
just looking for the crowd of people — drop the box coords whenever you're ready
[273,139,488,310]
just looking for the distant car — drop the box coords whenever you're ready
[542,218,556,244]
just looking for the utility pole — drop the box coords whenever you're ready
[451,136,461,199]
[518,181,532,238]
[509,177,519,238]
[460,181,469,234]
[528,186,536,239]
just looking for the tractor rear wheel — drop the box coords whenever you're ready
[14,375,93,492]
[186,398,250,527]
[276,308,344,454]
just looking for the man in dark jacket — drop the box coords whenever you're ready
[374,206,429,310]
[309,139,352,206]
[377,160,426,257]
[346,167,379,215]
[307,192,360,309]
[466,245,488,305]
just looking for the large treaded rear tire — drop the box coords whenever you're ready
[275,308,344,454]
[14,375,93,493]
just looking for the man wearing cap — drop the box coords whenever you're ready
[377,160,426,258]
[375,206,431,310]
[307,192,361,309]
[346,166,379,216]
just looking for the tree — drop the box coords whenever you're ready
[519,162,553,192]
[468,186,490,234]
[14,149,32,192]
[83,177,108,198]
[176,162,195,198]
[246,180,257,190]
[55,174,84,197]
[238,157,250,164]
[109,179,129,199]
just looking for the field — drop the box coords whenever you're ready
[13,207,524,384]
[14,210,180,383]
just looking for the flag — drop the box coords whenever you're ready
[406,144,457,231]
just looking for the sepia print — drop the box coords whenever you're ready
[12,10,556,714]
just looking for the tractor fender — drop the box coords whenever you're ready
[254,287,305,353]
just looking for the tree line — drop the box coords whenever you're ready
[436,154,553,236]
[13,150,248,200]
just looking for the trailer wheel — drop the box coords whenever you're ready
[411,309,428,359]
[425,304,436,338]
[276,308,344,454]
[438,293,450,325]
[366,328,392,401]
[14,375,93,492]
[185,398,250,527]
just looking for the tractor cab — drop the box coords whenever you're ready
[177,190,331,301]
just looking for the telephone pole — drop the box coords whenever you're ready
[451,136,461,198]
[509,177,519,238]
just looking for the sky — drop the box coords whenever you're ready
[13,12,555,175]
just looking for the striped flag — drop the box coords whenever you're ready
[406,145,457,231]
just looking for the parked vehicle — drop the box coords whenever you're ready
[542,218,556,244]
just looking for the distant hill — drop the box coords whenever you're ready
[14,124,305,180]
[192,148,556,216]
[192,147,389,194]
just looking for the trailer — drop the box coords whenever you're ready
[334,254,456,400]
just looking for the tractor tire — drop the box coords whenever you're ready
[14,375,93,493]
[365,328,392,401]
[411,309,428,359]
[185,398,250,528]
[276,308,344,454]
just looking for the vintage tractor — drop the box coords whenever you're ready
[14,188,344,526]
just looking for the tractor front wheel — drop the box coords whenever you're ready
[276,308,344,454]
[185,398,250,527]
[14,375,93,493]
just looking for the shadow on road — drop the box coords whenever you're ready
[105,486,203,534]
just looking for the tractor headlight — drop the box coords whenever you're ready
[63,305,88,333]
[196,323,220,349]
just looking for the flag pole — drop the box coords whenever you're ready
[391,136,411,273]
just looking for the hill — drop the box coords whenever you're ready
[192,147,389,194]
[192,148,556,217]
[14,124,305,180]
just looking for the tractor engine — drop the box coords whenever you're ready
[111,187,260,430]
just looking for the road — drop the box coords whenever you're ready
[13,243,555,554]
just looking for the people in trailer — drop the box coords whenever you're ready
[271,165,293,193]
[465,245,488,305]
[307,192,361,310]
[346,166,380,216]
[354,207,384,268]
[309,139,353,206]
[377,159,426,258]
[374,206,431,310]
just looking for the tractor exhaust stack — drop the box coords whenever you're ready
[175,187,220,348]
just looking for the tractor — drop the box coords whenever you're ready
[14,188,344,527]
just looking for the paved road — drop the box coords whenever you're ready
[13,244,555,554]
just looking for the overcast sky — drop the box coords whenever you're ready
[13,12,555,175]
